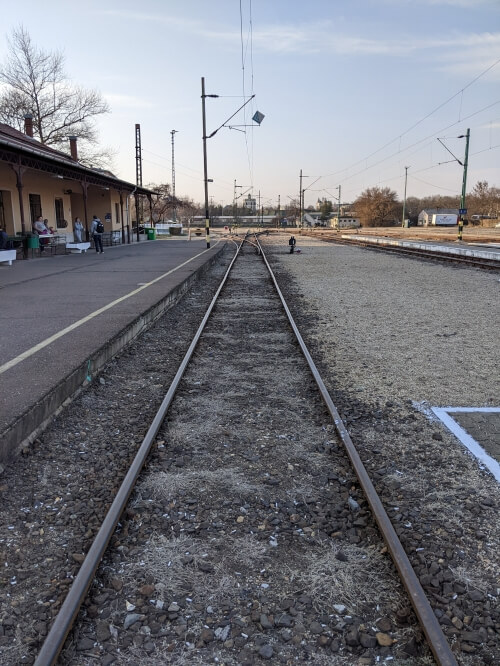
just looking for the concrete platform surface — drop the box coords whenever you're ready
[341,234,500,261]
[0,238,225,461]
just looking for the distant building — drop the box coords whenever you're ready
[316,197,332,211]
[0,117,154,239]
[331,215,360,229]
[418,209,458,226]
[244,194,257,213]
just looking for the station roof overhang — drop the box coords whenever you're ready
[0,132,156,197]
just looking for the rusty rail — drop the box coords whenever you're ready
[35,233,457,665]
[33,239,244,666]
[256,234,458,666]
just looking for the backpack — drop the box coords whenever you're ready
[95,220,104,233]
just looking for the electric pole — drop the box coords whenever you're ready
[437,130,470,241]
[171,130,178,223]
[135,123,142,242]
[337,185,341,229]
[458,128,470,241]
[401,166,409,228]
[299,169,303,228]
[201,78,210,248]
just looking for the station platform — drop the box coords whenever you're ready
[341,234,500,262]
[0,237,226,464]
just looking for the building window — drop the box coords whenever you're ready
[55,198,65,227]
[29,194,42,224]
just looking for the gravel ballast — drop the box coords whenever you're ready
[0,234,498,665]
[264,234,500,664]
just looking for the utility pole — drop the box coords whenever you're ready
[135,123,142,242]
[458,128,470,241]
[200,76,258,244]
[401,166,409,228]
[337,185,341,229]
[135,124,143,188]
[438,130,470,242]
[299,169,303,228]
[171,130,178,223]
[201,77,210,248]
[277,194,280,227]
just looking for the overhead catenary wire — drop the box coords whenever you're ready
[322,99,500,194]
[321,57,500,184]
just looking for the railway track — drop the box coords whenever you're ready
[296,231,500,270]
[22,233,460,665]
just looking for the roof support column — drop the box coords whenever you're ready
[119,191,125,245]
[81,180,89,240]
[11,160,27,236]
[135,192,140,243]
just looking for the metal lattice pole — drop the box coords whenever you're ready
[171,130,178,223]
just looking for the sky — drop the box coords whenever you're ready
[1,0,499,210]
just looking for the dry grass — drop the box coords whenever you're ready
[295,541,400,615]
[121,532,210,599]
[448,564,491,593]
[226,533,269,567]
[121,532,270,605]
[137,467,258,502]
[113,644,230,665]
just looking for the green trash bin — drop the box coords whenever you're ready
[27,235,39,249]
[147,228,156,240]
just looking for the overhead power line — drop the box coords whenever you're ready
[322,57,500,183]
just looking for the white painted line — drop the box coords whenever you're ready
[431,407,500,483]
[0,246,217,376]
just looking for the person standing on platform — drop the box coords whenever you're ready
[74,217,84,243]
[288,235,296,254]
[90,215,104,254]
[0,227,12,249]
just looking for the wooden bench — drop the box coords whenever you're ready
[66,242,91,254]
[0,249,17,266]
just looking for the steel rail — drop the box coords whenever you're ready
[36,233,457,665]
[340,238,500,268]
[34,239,243,666]
[300,233,500,270]
[255,235,458,666]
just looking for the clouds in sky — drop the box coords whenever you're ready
[1,1,497,201]
[97,7,500,77]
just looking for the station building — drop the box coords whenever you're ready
[0,115,155,243]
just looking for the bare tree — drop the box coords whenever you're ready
[354,187,399,227]
[470,181,500,220]
[143,183,172,223]
[141,184,202,224]
[0,26,112,166]
[177,196,201,221]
